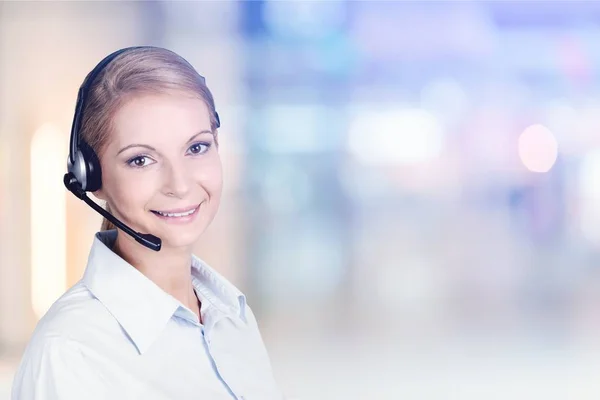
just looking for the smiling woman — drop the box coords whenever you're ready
[96,93,222,250]
[11,46,283,400]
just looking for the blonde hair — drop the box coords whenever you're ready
[78,47,219,231]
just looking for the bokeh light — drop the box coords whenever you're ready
[30,123,68,319]
[347,108,444,166]
[518,124,558,173]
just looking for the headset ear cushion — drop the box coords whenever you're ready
[80,140,102,192]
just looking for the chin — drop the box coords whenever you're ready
[158,228,204,250]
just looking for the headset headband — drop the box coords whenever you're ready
[68,46,219,164]
[68,47,149,164]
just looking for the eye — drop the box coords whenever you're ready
[187,142,210,155]
[127,155,154,168]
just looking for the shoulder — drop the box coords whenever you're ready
[27,281,116,344]
[11,282,121,398]
[14,281,121,372]
[11,332,112,400]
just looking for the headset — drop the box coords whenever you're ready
[63,46,220,252]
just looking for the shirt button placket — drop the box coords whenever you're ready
[202,327,239,399]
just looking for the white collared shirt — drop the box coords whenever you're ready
[11,230,283,400]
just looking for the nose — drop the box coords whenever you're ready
[161,159,192,198]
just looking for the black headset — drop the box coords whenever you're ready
[63,46,220,252]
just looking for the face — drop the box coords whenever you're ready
[95,93,222,250]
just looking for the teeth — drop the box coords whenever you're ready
[156,207,196,218]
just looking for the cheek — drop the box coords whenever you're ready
[119,181,153,210]
[104,168,156,212]
[194,158,223,195]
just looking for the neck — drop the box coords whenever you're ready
[113,231,200,319]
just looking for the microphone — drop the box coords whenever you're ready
[63,173,162,252]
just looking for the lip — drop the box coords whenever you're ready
[150,203,203,224]
[151,205,200,214]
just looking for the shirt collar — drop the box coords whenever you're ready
[190,256,248,326]
[82,230,247,355]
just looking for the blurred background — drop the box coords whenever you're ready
[3,1,600,398]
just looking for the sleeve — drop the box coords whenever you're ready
[11,337,110,400]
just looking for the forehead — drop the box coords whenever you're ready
[110,93,211,146]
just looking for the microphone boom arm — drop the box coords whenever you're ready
[63,173,161,251]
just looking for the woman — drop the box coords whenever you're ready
[12,46,283,400]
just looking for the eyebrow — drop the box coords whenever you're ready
[116,130,213,155]
[186,130,213,144]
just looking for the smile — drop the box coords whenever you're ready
[151,204,200,219]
